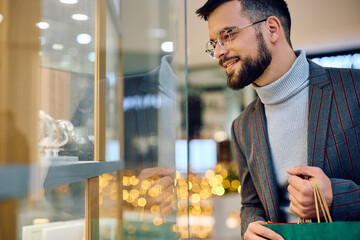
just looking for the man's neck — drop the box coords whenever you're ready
[254,47,297,87]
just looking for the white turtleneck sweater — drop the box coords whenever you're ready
[252,50,310,222]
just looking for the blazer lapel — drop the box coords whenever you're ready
[250,99,280,222]
[307,61,333,168]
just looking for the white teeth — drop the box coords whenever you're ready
[226,60,237,68]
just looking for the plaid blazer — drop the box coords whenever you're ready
[231,61,360,236]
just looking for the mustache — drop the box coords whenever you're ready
[219,56,240,67]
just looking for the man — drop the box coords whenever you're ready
[196,0,360,239]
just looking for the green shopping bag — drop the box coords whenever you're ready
[265,221,360,240]
[265,179,360,240]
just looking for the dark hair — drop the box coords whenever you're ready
[196,0,292,47]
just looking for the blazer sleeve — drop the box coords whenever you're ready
[325,67,360,221]
[330,178,360,221]
[231,119,267,237]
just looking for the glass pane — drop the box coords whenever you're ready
[38,0,96,161]
[18,182,86,240]
[99,172,119,240]
[105,1,122,162]
[121,0,188,239]
[186,1,246,239]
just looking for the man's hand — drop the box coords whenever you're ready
[137,167,175,216]
[286,165,333,219]
[244,221,284,240]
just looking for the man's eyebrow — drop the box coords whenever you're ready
[222,26,237,31]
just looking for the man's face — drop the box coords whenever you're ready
[207,1,272,90]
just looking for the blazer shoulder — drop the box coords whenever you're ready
[324,66,360,89]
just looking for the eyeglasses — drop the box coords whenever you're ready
[205,18,268,59]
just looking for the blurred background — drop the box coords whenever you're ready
[0,0,359,240]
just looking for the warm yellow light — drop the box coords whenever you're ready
[222,179,230,188]
[191,193,201,203]
[99,178,109,188]
[181,232,188,239]
[138,197,147,207]
[215,186,225,196]
[140,180,151,190]
[199,189,211,199]
[179,181,188,190]
[102,173,113,180]
[179,190,188,199]
[205,170,215,179]
[203,206,213,215]
[126,195,135,203]
[220,169,228,178]
[209,177,218,187]
[110,192,117,200]
[214,164,222,173]
[123,176,130,186]
[192,206,201,215]
[197,230,208,239]
[200,179,209,188]
[130,189,139,199]
[188,182,193,190]
[150,205,160,214]
[123,190,129,200]
[110,182,118,192]
[153,216,163,226]
[231,180,240,189]
[238,185,242,194]
[215,174,223,183]
[191,183,200,192]
[148,185,161,197]
[172,224,178,232]
[130,176,139,185]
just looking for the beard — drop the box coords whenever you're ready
[221,32,272,90]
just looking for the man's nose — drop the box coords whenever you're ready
[213,43,229,59]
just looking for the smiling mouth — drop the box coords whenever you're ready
[224,58,240,71]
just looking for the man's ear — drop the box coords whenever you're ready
[265,16,282,42]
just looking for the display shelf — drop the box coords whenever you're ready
[0,160,124,200]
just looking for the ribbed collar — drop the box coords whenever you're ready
[253,50,309,105]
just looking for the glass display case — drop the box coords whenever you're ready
[0,0,247,239]
[0,0,189,239]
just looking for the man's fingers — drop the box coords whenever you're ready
[139,167,175,180]
[288,175,313,194]
[155,176,174,189]
[286,165,323,178]
[245,221,284,240]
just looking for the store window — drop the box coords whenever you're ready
[0,0,188,239]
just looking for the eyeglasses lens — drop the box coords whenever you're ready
[206,41,216,58]
[218,29,232,48]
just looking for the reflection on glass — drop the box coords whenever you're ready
[38,111,70,158]
[39,0,95,161]
[105,5,122,162]
[120,0,185,238]
[19,182,85,240]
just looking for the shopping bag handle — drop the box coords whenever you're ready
[298,178,332,223]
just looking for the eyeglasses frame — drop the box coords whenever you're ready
[205,18,268,59]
